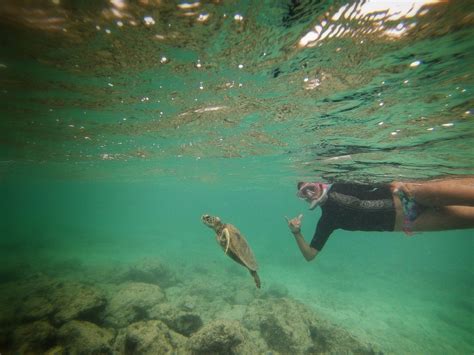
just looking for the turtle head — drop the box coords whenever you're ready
[201,214,222,230]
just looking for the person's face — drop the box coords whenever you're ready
[296,182,323,203]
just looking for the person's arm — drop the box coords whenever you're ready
[292,230,318,261]
[285,214,318,261]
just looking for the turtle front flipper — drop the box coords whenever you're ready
[249,270,261,289]
[222,228,231,254]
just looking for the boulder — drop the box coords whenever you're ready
[18,295,55,321]
[114,320,186,354]
[9,276,105,325]
[187,319,263,354]
[12,320,57,353]
[58,320,114,355]
[243,298,315,353]
[165,281,239,322]
[149,303,203,336]
[6,274,57,322]
[104,282,166,327]
[243,298,378,354]
[52,282,106,324]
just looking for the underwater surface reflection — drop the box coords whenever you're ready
[0,0,473,354]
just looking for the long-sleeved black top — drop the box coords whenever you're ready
[310,183,396,251]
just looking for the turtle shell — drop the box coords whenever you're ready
[223,224,258,271]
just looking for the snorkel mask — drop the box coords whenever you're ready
[297,182,332,210]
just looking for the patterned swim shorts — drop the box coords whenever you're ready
[398,190,424,235]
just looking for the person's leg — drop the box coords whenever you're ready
[397,178,474,207]
[411,206,474,231]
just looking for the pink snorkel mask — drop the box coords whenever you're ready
[297,182,332,210]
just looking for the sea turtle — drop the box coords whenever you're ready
[201,214,261,288]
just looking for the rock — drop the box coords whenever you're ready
[58,320,114,355]
[104,282,166,327]
[18,295,56,321]
[179,294,198,311]
[149,303,203,336]
[45,345,65,355]
[52,282,106,325]
[12,320,57,353]
[123,258,179,287]
[164,281,239,322]
[243,298,316,353]
[187,319,263,354]
[243,298,377,354]
[4,274,56,323]
[9,276,105,325]
[114,320,186,354]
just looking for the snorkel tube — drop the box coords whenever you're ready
[297,182,332,210]
[308,184,331,209]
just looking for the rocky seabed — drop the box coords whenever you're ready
[0,259,382,354]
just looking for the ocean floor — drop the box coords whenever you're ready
[0,226,472,354]
[0,255,381,355]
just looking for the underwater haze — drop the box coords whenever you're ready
[1,0,473,354]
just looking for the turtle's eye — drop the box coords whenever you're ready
[202,215,212,223]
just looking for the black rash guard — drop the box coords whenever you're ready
[310,183,396,251]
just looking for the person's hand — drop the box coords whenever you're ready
[285,214,303,234]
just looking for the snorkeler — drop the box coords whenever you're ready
[285,178,474,261]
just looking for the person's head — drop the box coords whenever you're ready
[296,182,330,210]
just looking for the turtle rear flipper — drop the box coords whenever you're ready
[249,270,261,289]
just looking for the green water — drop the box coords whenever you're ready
[1,0,473,354]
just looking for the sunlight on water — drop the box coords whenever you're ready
[0,1,473,354]
[1,0,473,182]
[299,0,443,47]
